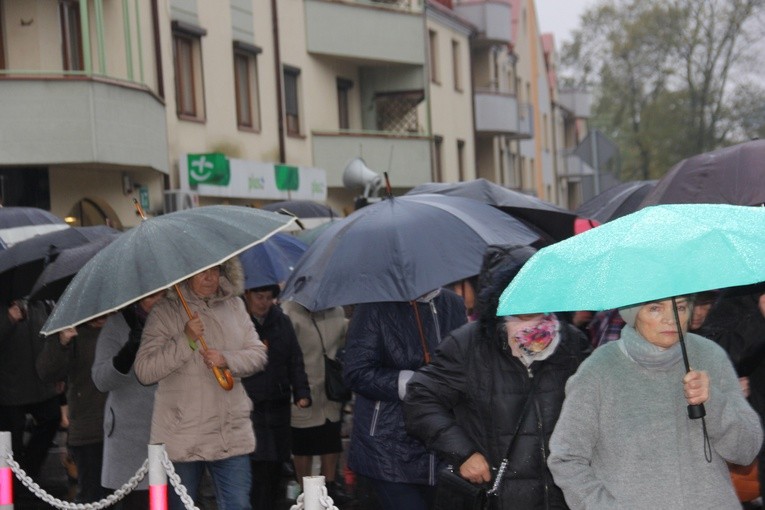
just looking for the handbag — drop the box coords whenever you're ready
[433,375,539,510]
[313,317,352,402]
[730,460,760,502]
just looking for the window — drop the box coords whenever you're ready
[457,139,466,180]
[428,30,439,83]
[433,135,444,181]
[284,66,301,136]
[59,0,83,71]
[172,21,207,119]
[337,78,353,130]
[0,1,5,69]
[233,42,262,131]
[452,40,461,91]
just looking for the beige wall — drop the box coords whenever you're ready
[426,15,475,182]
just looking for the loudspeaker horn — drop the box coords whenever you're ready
[342,157,383,197]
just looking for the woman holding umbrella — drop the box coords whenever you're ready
[548,296,763,509]
[135,258,267,510]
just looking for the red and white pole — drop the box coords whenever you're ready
[0,431,13,510]
[148,444,167,510]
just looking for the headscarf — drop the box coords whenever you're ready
[505,314,561,366]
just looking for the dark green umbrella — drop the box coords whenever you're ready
[41,206,295,335]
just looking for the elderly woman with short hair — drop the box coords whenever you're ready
[548,296,763,509]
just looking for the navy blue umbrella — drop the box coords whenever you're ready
[0,207,69,249]
[239,233,308,289]
[280,194,540,311]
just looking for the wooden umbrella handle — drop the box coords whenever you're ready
[174,284,234,391]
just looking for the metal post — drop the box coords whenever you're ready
[122,0,134,81]
[0,431,13,510]
[303,476,326,510]
[148,444,167,510]
[94,0,106,74]
[79,0,92,76]
[591,129,601,195]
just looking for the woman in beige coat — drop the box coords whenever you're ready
[135,259,267,510]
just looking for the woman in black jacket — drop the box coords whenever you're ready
[403,245,591,510]
[241,284,311,510]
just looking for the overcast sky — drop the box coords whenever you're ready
[535,0,598,47]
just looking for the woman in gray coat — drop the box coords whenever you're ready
[92,291,165,510]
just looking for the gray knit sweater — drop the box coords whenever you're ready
[548,326,763,509]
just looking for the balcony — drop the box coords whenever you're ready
[474,91,533,138]
[0,79,168,173]
[454,0,512,46]
[305,0,426,64]
[558,88,592,118]
[312,131,432,187]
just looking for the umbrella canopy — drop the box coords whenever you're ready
[575,180,657,223]
[280,194,540,312]
[0,225,119,304]
[261,200,341,219]
[497,204,765,316]
[291,220,338,245]
[641,139,765,207]
[239,233,308,289]
[0,207,70,249]
[29,233,122,301]
[41,206,295,335]
[406,178,583,242]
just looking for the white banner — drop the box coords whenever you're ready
[179,154,328,201]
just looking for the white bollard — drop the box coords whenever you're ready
[0,431,13,510]
[302,475,326,510]
[148,444,167,510]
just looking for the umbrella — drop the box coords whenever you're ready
[497,203,765,424]
[29,233,122,301]
[641,139,765,207]
[0,225,120,304]
[575,180,657,223]
[280,194,540,312]
[239,233,308,289]
[41,205,295,336]
[261,200,341,219]
[0,207,70,249]
[291,220,338,245]
[406,178,585,242]
[497,204,765,315]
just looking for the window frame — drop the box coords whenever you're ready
[172,20,207,121]
[283,65,302,137]
[452,39,462,92]
[337,78,353,130]
[233,41,262,132]
[429,30,439,84]
[59,0,84,72]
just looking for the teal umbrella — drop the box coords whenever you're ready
[498,203,765,316]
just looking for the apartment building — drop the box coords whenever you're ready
[0,0,586,226]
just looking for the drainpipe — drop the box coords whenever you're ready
[423,1,434,180]
[150,0,164,98]
[272,0,286,163]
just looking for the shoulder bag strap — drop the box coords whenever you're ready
[411,301,431,364]
[488,374,539,496]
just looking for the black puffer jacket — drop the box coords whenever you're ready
[404,245,591,510]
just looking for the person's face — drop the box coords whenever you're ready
[690,302,713,330]
[139,290,166,313]
[635,298,690,349]
[189,267,221,298]
[245,289,275,318]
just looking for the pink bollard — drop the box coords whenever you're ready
[0,431,13,510]
[148,444,167,510]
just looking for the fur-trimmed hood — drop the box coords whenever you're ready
[475,244,536,340]
[165,257,246,304]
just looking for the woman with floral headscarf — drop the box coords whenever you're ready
[403,244,591,509]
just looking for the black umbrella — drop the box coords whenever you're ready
[575,180,657,223]
[0,225,119,304]
[406,179,582,242]
[641,139,765,206]
[29,234,122,301]
[261,200,341,219]
[0,206,69,249]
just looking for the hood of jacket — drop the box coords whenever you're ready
[475,244,536,341]
[164,257,246,305]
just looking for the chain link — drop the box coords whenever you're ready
[160,450,200,510]
[4,451,147,510]
[289,492,305,510]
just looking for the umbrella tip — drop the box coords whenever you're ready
[383,172,393,198]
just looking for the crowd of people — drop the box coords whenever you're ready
[2,234,765,510]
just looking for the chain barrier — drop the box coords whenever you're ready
[4,450,148,510]
[160,450,200,510]
[289,485,339,510]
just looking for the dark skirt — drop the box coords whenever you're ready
[291,419,342,456]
